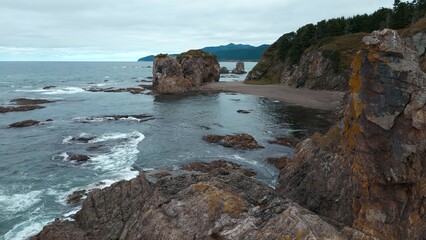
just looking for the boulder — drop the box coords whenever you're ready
[277,29,426,239]
[203,133,263,150]
[231,61,247,74]
[153,50,220,94]
[8,120,40,128]
[220,67,230,74]
[67,154,90,162]
[31,161,367,240]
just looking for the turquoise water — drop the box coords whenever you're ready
[0,61,333,239]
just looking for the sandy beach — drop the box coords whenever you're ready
[201,82,345,111]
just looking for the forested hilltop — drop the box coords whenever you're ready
[245,0,426,90]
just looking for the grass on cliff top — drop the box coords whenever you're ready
[177,49,216,62]
[156,53,169,58]
[400,17,426,36]
[318,32,366,52]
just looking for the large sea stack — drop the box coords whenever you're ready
[277,29,426,239]
[153,50,220,93]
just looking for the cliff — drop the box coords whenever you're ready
[277,29,426,239]
[153,50,220,93]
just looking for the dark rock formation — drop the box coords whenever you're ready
[10,98,56,105]
[67,154,90,162]
[268,136,299,148]
[181,160,256,177]
[70,136,97,143]
[8,120,40,128]
[202,133,263,150]
[220,67,230,74]
[265,157,290,170]
[153,50,220,93]
[277,29,426,239]
[0,105,45,113]
[67,190,87,204]
[32,161,367,240]
[43,85,56,89]
[236,109,251,114]
[85,87,145,94]
[231,61,247,74]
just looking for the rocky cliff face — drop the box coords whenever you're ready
[277,29,426,239]
[153,50,220,94]
[31,161,369,240]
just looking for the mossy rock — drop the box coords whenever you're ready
[177,50,217,62]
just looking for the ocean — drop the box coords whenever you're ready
[0,61,333,239]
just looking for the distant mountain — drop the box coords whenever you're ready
[137,43,269,62]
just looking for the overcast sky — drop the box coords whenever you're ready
[0,0,394,61]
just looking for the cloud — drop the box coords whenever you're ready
[0,0,394,61]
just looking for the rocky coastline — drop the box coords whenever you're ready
[31,29,425,240]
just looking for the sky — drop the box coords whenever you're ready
[0,0,394,61]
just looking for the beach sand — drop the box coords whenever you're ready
[201,82,345,111]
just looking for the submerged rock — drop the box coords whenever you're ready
[231,61,247,74]
[31,161,365,240]
[153,50,220,93]
[277,29,426,239]
[0,105,45,113]
[236,109,251,114]
[67,190,87,204]
[10,98,56,105]
[85,87,145,94]
[202,133,263,150]
[67,154,90,162]
[8,120,40,128]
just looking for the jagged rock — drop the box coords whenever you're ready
[10,98,56,105]
[181,160,256,177]
[67,190,87,204]
[268,136,299,148]
[277,29,426,239]
[31,161,366,240]
[202,133,263,150]
[265,157,290,170]
[8,120,40,128]
[231,61,247,74]
[220,67,230,74]
[153,50,220,93]
[0,105,45,113]
[67,154,90,162]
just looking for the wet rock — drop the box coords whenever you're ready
[181,160,256,177]
[67,154,90,162]
[268,136,299,148]
[45,119,53,122]
[265,157,290,170]
[0,105,45,113]
[32,161,361,240]
[43,85,56,90]
[232,61,247,74]
[67,190,87,204]
[277,29,426,239]
[203,133,263,150]
[71,136,96,143]
[153,50,220,94]
[10,98,56,105]
[236,109,251,114]
[220,67,230,74]
[8,120,40,128]
[85,87,145,94]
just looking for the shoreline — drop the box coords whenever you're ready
[200,81,345,111]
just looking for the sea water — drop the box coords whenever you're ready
[0,61,333,239]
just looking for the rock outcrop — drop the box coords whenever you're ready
[277,29,426,239]
[32,161,368,240]
[10,98,56,105]
[202,133,263,150]
[8,120,40,128]
[0,105,45,113]
[220,67,230,74]
[231,61,247,74]
[153,50,220,93]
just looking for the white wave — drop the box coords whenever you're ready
[42,87,85,95]
[88,132,134,143]
[14,89,47,93]
[0,190,43,213]
[4,217,51,240]
[61,136,73,144]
